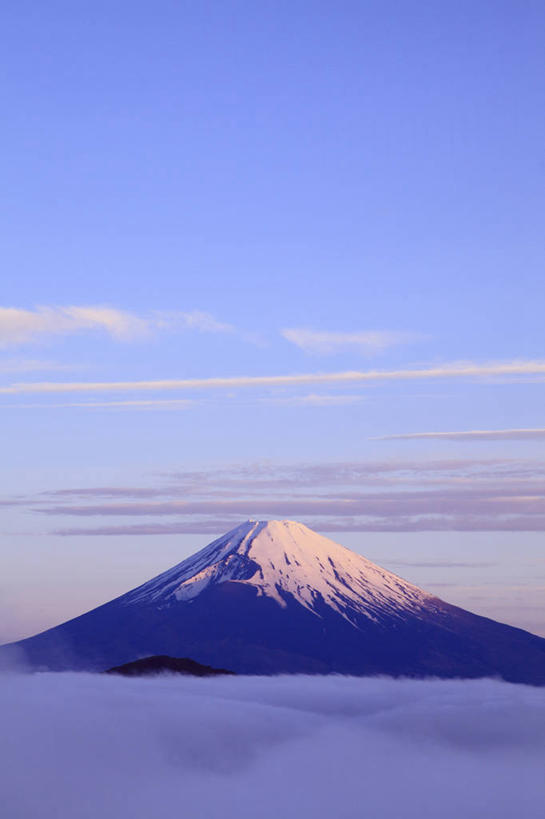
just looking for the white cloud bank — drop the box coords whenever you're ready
[282,327,418,354]
[0,673,543,819]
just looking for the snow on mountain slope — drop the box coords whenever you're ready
[123,520,435,624]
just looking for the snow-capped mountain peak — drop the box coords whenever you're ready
[124,519,434,624]
[5,519,545,683]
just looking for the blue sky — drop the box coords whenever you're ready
[1,1,544,641]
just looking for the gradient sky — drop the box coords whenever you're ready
[1,1,544,641]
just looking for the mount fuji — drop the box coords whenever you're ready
[3,520,545,683]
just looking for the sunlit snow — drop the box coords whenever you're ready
[124,519,434,624]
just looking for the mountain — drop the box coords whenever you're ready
[105,655,235,677]
[3,520,545,683]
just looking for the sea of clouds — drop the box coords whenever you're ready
[1,671,544,819]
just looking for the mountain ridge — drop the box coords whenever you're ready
[105,655,235,677]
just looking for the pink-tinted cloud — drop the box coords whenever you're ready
[375,428,545,441]
[52,515,545,536]
[2,359,545,395]
[10,457,545,534]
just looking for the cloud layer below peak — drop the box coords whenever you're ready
[1,673,544,819]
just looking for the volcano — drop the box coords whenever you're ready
[4,520,545,683]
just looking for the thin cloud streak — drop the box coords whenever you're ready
[384,560,497,568]
[2,359,545,395]
[54,520,241,536]
[3,399,196,410]
[281,328,419,354]
[261,393,365,406]
[53,515,545,535]
[0,359,75,374]
[36,454,545,485]
[38,491,545,518]
[163,458,545,482]
[39,478,545,536]
[40,479,545,501]
[375,428,545,441]
[14,457,545,533]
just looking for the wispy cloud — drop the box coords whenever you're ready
[2,359,545,396]
[172,310,235,334]
[44,458,545,497]
[374,428,545,441]
[383,560,497,568]
[51,516,545,535]
[0,359,75,374]
[261,393,365,406]
[53,521,241,536]
[3,399,196,410]
[38,490,545,519]
[0,306,237,348]
[23,456,545,534]
[43,487,171,499]
[0,305,150,346]
[281,328,419,354]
